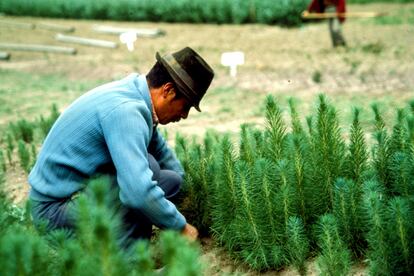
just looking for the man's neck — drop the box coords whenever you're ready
[148,87,159,127]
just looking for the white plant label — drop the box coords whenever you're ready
[119,31,137,52]
[221,51,245,77]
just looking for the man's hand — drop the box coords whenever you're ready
[181,223,199,241]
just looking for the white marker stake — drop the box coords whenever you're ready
[119,31,137,52]
[221,51,245,77]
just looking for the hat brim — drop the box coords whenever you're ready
[156,52,201,112]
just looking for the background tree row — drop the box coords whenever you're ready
[0,0,308,26]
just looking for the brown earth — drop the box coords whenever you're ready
[1,3,413,275]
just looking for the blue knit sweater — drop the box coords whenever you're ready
[28,74,186,230]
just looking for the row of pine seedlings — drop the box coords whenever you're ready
[0,105,203,276]
[0,104,60,175]
[175,94,414,275]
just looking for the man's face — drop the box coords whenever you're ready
[157,84,192,125]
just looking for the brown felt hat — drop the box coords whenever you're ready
[156,47,214,112]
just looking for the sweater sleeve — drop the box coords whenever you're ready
[148,129,185,178]
[101,101,186,230]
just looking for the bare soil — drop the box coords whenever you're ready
[1,3,413,275]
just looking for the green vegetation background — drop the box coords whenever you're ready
[0,0,307,26]
[1,0,413,26]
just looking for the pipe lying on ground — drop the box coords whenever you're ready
[92,25,165,37]
[0,52,10,60]
[55,33,118,48]
[0,43,76,55]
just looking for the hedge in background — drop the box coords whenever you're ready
[0,0,308,26]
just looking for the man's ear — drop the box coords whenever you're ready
[162,82,176,98]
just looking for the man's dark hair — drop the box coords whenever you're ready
[146,61,185,100]
[146,61,173,88]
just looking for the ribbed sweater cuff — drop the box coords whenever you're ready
[29,187,62,202]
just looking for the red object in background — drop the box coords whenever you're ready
[307,0,347,23]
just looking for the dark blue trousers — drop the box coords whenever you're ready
[31,154,182,245]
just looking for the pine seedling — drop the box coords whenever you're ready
[178,139,213,235]
[175,133,190,172]
[372,131,392,194]
[407,113,414,145]
[30,143,37,171]
[252,128,266,158]
[75,178,129,276]
[174,135,203,229]
[239,124,257,165]
[363,179,392,275]
[50,232,83,276]
[203,129,220,158]
[409,99,414,114]
[6,132,14,165]
[38,103,60,138]
[76,178,121,245]
[287,97,311,159]
[388,108,408,155]
[231,160,279,270]
[287,99,312,224]
[386,197,413,275]
[0,170,10,234]
[0,149,6,173]
[305,115,314,137]
[204,133,222,195]
[304,114,321,223]
[345,108,368,185]
[333,178,365,257]
[9,119,35,144]
[274,159,297,236]
[17,139,30,173]
[231,160,258,245]
[371,103,387,131]
[251,158,287,269]
[264,95,287,162]
[0,227,51,276]
[389,151,414,197]
[371,103,392,193]
[315,214,352,276]
[0,170,4,196]
[158,230,202,276]
[309,95,346,214]
[201,131,220,225]
[288,134,310,225]
[197,144,215,234]
[288,98,305,136]
[387,108,414,197]
[131,240,154,276]
[237,158,286,268]
[211,135,238,247]
[285,216,309,276]
[251,158,280,243]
